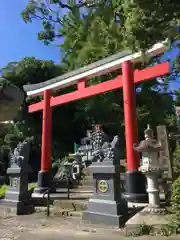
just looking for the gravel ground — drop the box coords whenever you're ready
[0,213,51,239]
[0,212,180,240]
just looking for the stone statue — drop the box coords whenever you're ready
[90,124,105,162]
[103,135,121,163]
[91,128,121,163]
[10,138,31,168]
[91,124,106,151]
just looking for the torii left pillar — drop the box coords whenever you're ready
[34,89,52,194]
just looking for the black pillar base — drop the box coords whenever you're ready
[122,170,148,203]
[34,170,51,194]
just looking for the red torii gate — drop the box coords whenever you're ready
[24,43,170,202]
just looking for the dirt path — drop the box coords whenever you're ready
[0,213,179,240]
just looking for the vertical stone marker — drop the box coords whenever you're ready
[1,138,34,215]
[82,125,127,227]
[156,125,172,179]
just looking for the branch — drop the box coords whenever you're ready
[56,1,86,10]
[44,0,86,11]
[45,0,58,13]
[31,13,63,24]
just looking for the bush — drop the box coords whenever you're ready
[173,146,180,176]
[0,183,36,199]
[170,175,180,233]
[4,133,20,150]
[0,185,8,198]
[28,183,36,191]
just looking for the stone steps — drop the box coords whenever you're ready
[33,190,166,210]
[35,193,167,218]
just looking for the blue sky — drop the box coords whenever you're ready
[0,0,179,92]
[0,0,59,68]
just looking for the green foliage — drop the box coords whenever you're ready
[113,0,180,51]
[0,122,23,155]
[1,58,61,151]
[0,185,8,198]
[4,133,20,149]
[173,146,180,175]
[0,184,36,199]
[156,226,173,237]
[28,183,37,191]
[170,175,180,233]
[175,90,180,106]
[21,1,180,51]
[0,77,11,88]
[127,223,154,237]
[1,57,62,88]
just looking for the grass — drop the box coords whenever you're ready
[127,223,154,237]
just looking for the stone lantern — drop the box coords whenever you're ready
[134,125,165,213]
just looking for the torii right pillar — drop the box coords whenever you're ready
[122,61,148,203]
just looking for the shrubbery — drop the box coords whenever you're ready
[170,145,180,231]
[173,146,180,176]
[0,185,8,198]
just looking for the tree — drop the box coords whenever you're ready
[1,57,63,146]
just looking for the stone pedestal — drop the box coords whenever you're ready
[82,161,128,227]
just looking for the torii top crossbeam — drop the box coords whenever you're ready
[23,41,167,97]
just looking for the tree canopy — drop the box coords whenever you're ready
[22,0,180,51]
